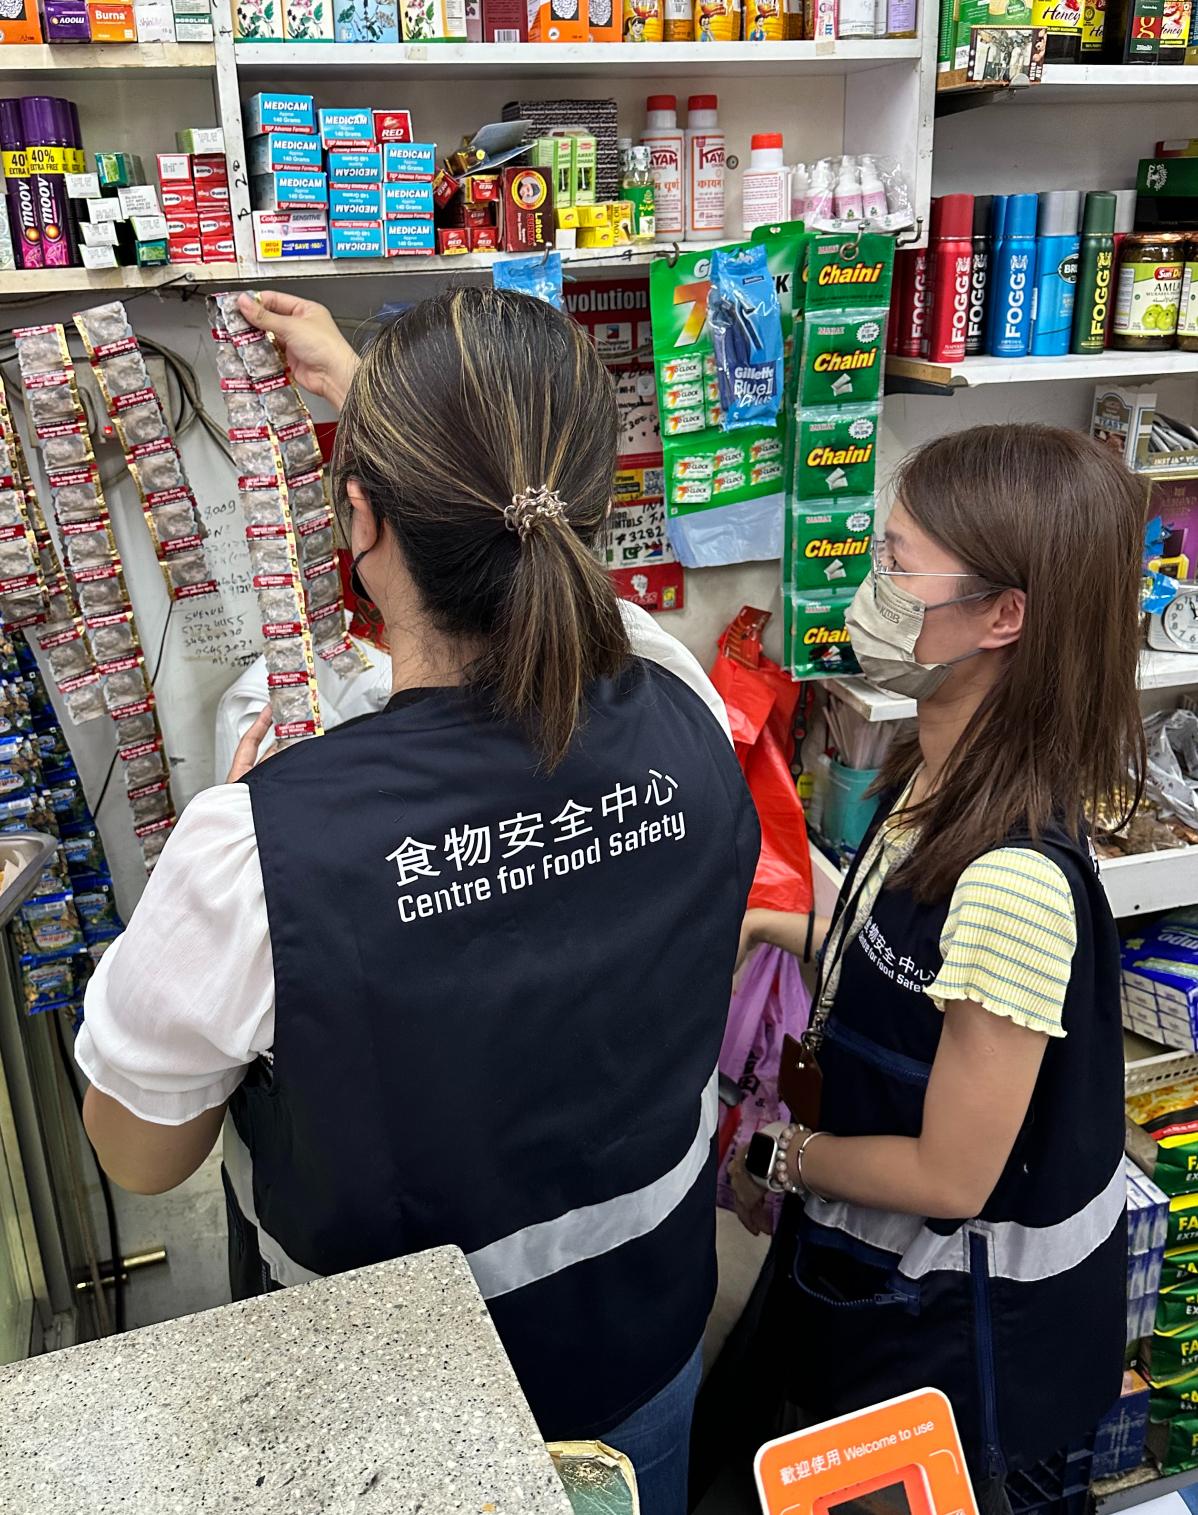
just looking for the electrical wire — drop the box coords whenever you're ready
[50,1008,125,1335]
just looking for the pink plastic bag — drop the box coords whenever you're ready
[716,943,812,1231]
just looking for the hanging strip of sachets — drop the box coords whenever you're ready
[208,293,364,747]
[0,380,51,634]
[72,303,219,605]
[12,322,176,872]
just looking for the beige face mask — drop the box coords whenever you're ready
[845,570,991,701]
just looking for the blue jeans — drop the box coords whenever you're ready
[601,1343,703,1515]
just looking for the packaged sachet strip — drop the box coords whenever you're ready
[257,581,305,629]
[114,705,159,748]
[148,497,201,545]
[242,486,288,528]
[264,633,312,678]
[35,725,71,772]
[73,302,134,353]
[250,537,297,580]
[305,561,342,614]
[47,773,92,828]
[256,376,309,429]
[14,891,84,958]
[123,743,165,790]
[14,325,71,380]
[65,525,119,573]
[101,662,149,715]
[164,548,217,598]
[794,403,881,501]
[0,734,39,793]
[230,430,282,480]
[26,374,80,431]
[20,956,78,1014]
[0,441,12,478]
[277,422,322,479]
[41,428,94,475]
[286,473,328,521]
[215,341,250,383]
[88,614,140,664]
[61,828,109,881]
[114,395,169,451]
[0,682,32,733]
[22,672,54,727]
[270,679,321,741]
[128,444,185,496]
[235,330,286,383]
[225,389,268,430]
[44,629,95,684]
[0,589,45,629]
[51,469,105,525]
[96,349,151,402]
[129,781,172,830]
[298,525,335,567]
[0,792,57,836]
[211,292,255,339]
[0,534,39,581]
[799,308,888,409]
[27,852,71,900]
[75,570,128,618]
[60,671,107,725]
[74,882,122,945]
[138,819,174,869]
[322,642,369,679]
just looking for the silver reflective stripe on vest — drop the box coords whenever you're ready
[223,1119,322,1288]
[806,1158,1126,1284]
[467,1068,721,1302]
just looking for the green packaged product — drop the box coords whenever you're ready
[794,404,881,501]
[1168,1194,1198,1250]
[1164,1248,1198,1290]
[784,587,860,681]
[1148,1414,1198,1474]
[1148,1325,1198,1382]
[1158,1282,1198,1336]
[787,500,874,592]
[800,310,888,409]
[805,232,897,313]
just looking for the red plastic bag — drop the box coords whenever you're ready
[710,607,813,916]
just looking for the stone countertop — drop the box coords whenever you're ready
[0,1245,573,1515]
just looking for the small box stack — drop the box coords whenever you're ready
[503,98,619,202]
[438,170,500,255]
[158,129,231,266]
[247,92,329,262]
[380,131,436,259]
[1128,1155,1170,1344]
[71,153,169,269]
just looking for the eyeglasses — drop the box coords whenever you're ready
[870,540,1010,611]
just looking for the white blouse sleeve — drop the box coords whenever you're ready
[619,601,733,744]
[74,783,275,1127]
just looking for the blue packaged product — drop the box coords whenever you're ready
[1029,189,1081,358]
[74,882,122,945]
[332,220,385,259]
[330,184,382,222]
[19,956,78,1015]
[14,892,84,961]
[250,171,328,211]
[48,777,91,830]
[333,0,399,41]
[244,92,316,137]
[492,252,564,310]
[383,218,435,255]
[989,192,1038,359]
[706,244,784,432]
[383,178,434,218]
[247,132,324,174]
[61,828,109,881]
[319,108,375,150]
[382,142,437,180]
[326,149,382,184]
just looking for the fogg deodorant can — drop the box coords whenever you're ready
[925,193,974,363]
[967,194,991,356]
[889,246,929,358]
[990,192,1038,358]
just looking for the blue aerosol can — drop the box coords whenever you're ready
[989,193,1038,358]
[1029,189,1081,357]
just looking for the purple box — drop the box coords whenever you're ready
[41,0,93,39]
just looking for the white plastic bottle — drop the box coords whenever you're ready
[858,155,887,222]
[790,162,809,222]
[834,157,863,223]
[742,133,790,235]
[685,94,725,241]
[807,158,835,225]
[642,94,685,239]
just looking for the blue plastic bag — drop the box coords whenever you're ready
[492,253,564,310]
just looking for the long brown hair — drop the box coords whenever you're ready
[879,423,1149,901]
[331,286,630,768]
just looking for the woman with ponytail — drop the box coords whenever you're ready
[77,287,759,1512]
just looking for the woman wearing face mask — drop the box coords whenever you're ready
[76,288,759,1514]
[714,424,1147,1509]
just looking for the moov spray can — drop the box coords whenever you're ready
[925,193,974,363]
[1029,188,1080,357]
[966,194,991,356]
[1071,190,1116,354]
[990,192,1037,358]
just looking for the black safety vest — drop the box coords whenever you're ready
[229,661,759,1438]
[785,796,1126,1480]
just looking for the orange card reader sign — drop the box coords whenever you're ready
[755,1390,980,1515]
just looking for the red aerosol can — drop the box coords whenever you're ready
[889,247,930,358]
[925,194,974,363]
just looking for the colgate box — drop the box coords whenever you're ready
[499,166,553,253]
[373,110,413,144]
[253,210,329,261]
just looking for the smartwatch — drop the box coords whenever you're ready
[745,1121,799,1194]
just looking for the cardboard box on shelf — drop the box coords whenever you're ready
[470,224,499,251]
[176,127,224,155]
[250,170,328,211]
[253,209,330,261]
[81,245,119,269]
[248,134,324,174]
[332,220,385,258]
[333,0,398,40]
[374,110,413,144]
[384,217,436,255]
[319,108,375,152]
[133,0,176,38]
[438,227,470,255]
[42,0,91,41]
[383,178,434,217]
[383,142,438,180]
[499,165,553,252]
[173,11,214,37]
[482,0,527,39]
[86,0,136,38]
[0,0,42,42]
[157,153,193,186]
[326,149,382,183]
[244,93,317,138]
[283,0,335,38]
[330,183,383,221]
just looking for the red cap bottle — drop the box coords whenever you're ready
[925,193,975,363]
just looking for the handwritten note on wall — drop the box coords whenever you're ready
[180,493,261,668]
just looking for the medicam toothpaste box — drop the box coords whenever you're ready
[382,141,437,180]
[385,217,435,255]
[248,133,324,174]
[250,171,328,212]
[384,178,434,218]
[244,92,316,137]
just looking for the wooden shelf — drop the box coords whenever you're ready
[5,263,239,295]
[0,42,215,78]
[233,38,921,79]
[886,349,1198,394]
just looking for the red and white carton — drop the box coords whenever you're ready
[156,153,192,186]
[373,109,413,143]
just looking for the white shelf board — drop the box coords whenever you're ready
[233,38,921,79]
[0,42,215,78]
[1101,845,1198,917]
[5,263,239,295]
[252,240,714,280]
[1032,62,1198,104]
[887,349,1198,391]
[1140,649,1198,692]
